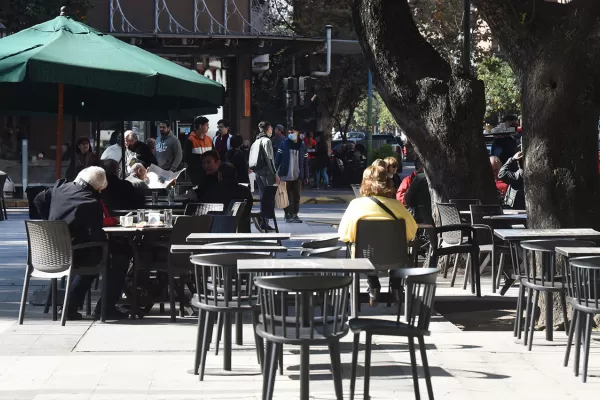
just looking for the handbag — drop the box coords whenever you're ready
[275,182,289,209]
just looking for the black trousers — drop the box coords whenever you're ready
[284,179,301,217]
[68,242,130,314]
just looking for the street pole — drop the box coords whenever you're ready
[286,56,296,132]
[462,0,471,73]
[367,70,373,164]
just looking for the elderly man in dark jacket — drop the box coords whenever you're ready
[34,167,129,320]
[100,159,145,212]
[275,129,309,223]
[200,162,254,232]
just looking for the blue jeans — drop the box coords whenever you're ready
[315,167,329,186]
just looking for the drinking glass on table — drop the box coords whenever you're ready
[151,190,159,205]
[137,209,146,224]
[164,209,173,227]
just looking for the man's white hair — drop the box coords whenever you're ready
[76,166,107,191]
[124,130,138,141]
[130,162,146,177]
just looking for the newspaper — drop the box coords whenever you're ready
[146,165,186,189]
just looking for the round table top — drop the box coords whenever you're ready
[570,256,600,269]
[520,239,598,252]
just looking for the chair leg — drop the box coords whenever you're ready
[235,312,243,346]
[350,333,360,400]
[559,293,569,335]
[449,255,460,287]
[472,251,481,297]
[442,255,450,279]
[43,285,51,314]
[496,253,506,290]
[528,290,539,351]
[363,333,372,400]
[263,341,279,400]
[194,309,206,375]
[462,253,471,291]
[418,336,434,400]
[582,313,592,383]
[515,284,524,339]
[299,344,310,400]
[51,278,58,321]
[199,311,215,381]
[60,270,74,326]
[18,266,32,325]
[564,310,578,367]
[574,309,582,377]
[491,248,496,293]
[168,266,176,322]
[278,344,284,376]
[328,341,343,400]
[408,336,421,400]
[252,309,264,366]
[215,312,223,356]
[101,265,108,323]
[523,288,533,347]
[85,286,92,316]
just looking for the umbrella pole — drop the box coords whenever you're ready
[69,115,77,177]
[56,83,64,179]
[95,120,101,155]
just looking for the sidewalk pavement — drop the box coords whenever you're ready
[1,211,600,399]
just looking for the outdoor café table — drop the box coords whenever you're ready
[237,258,375,319]
[460,209,527,217]
[483,214,528,228]
[104,225,173,319]
[187,232,291,243]
[494,229,600,295]
[555,246,600,258]
[170,244,288,253]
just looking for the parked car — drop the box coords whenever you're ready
[347,131,366,140]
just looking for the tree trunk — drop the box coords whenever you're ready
[352,0,498,205]
[474,0,600,329]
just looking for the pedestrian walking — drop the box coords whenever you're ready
[275,128,309,223]
[249,121,279,231]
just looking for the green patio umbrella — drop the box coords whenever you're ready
[0,8,225,176]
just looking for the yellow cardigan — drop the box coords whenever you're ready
[338,196,418,244]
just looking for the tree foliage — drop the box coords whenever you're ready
[353,92,399,133]
[0,0,92,33]
[477,56,520,120]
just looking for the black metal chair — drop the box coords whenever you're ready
[349,269,439,400]
[426,217,481,297]
[190,252,271,380]
[301,236,340,249]
[564,256,600,382]
[225,199,249,232]
[210,215,237,233]
[436,203,481,294]
[352,219,412,306]
[519,240,596,349]
[19,220,108,325]
[449,198,480,212]
[255,275,352,400]
[0,173,7,221]
[165,216,214,321]
[184,203,224,216]
[469,204,512,293]
[252,185,279,233]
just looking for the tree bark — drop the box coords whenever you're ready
[352,0,498,205]
[474,0,600,329]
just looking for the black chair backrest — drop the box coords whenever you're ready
[436,203,462,245]
[354,219,408,271]
[449,198,480,211]
[210,215,237,233]
[255,275,352,341]
[225,199,249,232]
[521,240,597,287]
[168,215,214,267]
[184,203,224,216]
[566,256,600,313]
[225,199,247,217]
[260,185,277,219]
[403,270,438,331]
[190,252,272,309]
[469,204,504,245]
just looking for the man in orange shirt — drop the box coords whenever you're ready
[184,116,214,186]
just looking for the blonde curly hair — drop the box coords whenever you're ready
[360,165,390,197]
[371,159,387,168]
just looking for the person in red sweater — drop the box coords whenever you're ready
[397,159,423,205]
[490,156,508,197]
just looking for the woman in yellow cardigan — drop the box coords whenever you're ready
[338,165,418,305]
